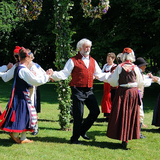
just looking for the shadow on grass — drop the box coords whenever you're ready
[0,138,14,147]
[0,131,15,147]
[38,126,61,131]
[38,119,59,123]
[30,136,125,150]
[141,128,160,133]
[85,141,126,150]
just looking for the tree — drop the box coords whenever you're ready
[0,0,20,64]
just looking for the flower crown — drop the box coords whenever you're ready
[81,0,110,19]
[16,0,43,21]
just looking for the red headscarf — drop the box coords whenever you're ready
[122,47,133,54]
[13,46,21,55]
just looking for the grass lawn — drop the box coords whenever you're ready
[0,79,160,160]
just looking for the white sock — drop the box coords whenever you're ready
[20,132,27,141]
[13,132,19,138]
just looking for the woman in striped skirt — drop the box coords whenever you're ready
[106,47,143,149]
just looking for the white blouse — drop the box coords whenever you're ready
[1,64,49,86]
[102,63,116,73]
[0,65,8,72]
[0,64,16,82]
[107,64,144,88]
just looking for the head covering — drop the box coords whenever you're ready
[13,46,21,54]
[135,57,148,67]
[122,47,133,54]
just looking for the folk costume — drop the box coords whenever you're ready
[28,62,46,135]
[152,78,160,127]
[0,64,49,134]
[28,62,45,113]
[101,63,117,119]
[51,51,111,144]
[106,48,143,148]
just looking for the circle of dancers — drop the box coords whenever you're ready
[0,39,160,149]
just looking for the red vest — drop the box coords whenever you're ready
[69,52,95,88]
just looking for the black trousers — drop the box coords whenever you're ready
[70,87,100,142]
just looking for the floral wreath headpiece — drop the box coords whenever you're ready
[81,0,110,19]
[16,0,43,21]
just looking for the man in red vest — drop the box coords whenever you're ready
[48,38,111,144]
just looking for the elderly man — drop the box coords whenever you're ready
[48,38,111,144]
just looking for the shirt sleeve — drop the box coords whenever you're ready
[30,65,45,77]
[51,59,74,81]
[0,64,16,82]
[19,67,49,86]
[143,74,152,87]
[0,65,8,72]
[102,64,107,72]
[107,65,121,87]
[93,61,111,82]
[157,78,160,85]
[134,66,144,88]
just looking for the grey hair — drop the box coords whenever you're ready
[76,38,92,50]
[121,51,135,62]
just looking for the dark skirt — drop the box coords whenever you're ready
[0,97,32,133]
[0,91,37,133]
[152,93,160,127]
[107,87,141,141]
[35,87,41,113]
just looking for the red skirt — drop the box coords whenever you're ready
[101,83,112,114]
[106,87,141,141]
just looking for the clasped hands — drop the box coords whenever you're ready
[147,73,159,83]
[46,68,54,82]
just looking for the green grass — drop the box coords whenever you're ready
[0,79,160,160]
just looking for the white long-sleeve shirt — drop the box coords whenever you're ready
[142,74,152,87]
[1,64,49,86]
[51,55,111,82]
[0,65,8,72]
[30,62,46,77]
[0,64,16,82]
[102,63,116,73]
[107,64,144,88]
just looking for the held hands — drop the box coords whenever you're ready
[46,68,54,76]
[46,69,54,82]
[147,73,159,83]
[147,72,153,78]
[152,76,159,83]
[7,62,13,69]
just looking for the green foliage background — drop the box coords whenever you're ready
[1,0,160,73]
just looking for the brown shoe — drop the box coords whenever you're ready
[21,139,33,144]
[9,133,21,144]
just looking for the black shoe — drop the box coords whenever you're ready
[122,141,128,149]
[32,129,39,136]
[70,140,81,145]
[140,134,146,139]
[70,119,74,123]
[81,134,90,140]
